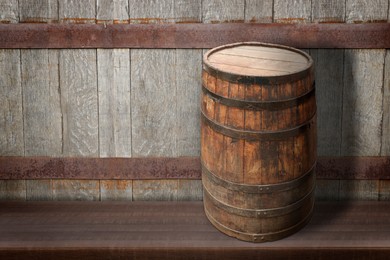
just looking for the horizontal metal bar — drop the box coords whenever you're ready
[0,156,389,180]
[0,23,388,49]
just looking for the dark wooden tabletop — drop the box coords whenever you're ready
[0,201,389,259]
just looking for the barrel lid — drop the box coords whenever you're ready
[203,42,313,85]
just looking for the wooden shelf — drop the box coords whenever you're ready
[0,201,389,259]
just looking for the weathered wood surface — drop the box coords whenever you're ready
[18,0,58,23]
[100,180,133,201]
[97,1,131,157]
[26,180,53,201]
[310,0,345,156]
[0,201,389,260]
[339,180,379,201]
[0,50,23,156]
[382,50,390,156]
[312,0,345,23]
[133,180,178,201]
[96,0,129,23]
[341,1,387,156]
[346,0,389,23]
[202,0,245,23]
[274,0,312,23]
[58,0,95,24]
[0,0,18,23]
[245,0,273,23]
[52,180,100,201]
[0,180,25,200]
[21,50,62,156]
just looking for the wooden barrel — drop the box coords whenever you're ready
[201,42,316,242]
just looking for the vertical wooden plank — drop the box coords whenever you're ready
[0,0,19,23]
[129,0,174,23]
[59,1,98,157]
[339,180,379,201]
[346,0,388,23]
[343,3,385,156]
[175,1,202,156]
[341,50,385,156]
[131,49,176,157]
[100,180,132,201]
[0,50,24,156]
[133,180,178,201]
[312,0,345,23]
[177,180,203,201]
[245,0,273,23]
[97,0,131,157]
[382,50,390,156]
[130,0,176,157]
[59,0,96,23]
[174,0,201,23]
[274,0,312,23]
[21,50,62,156]
[176,49,202,156]
[19,1,61,156]
[96,0,129,23]
[26,180,53,201]
[18,0,58,23]
[311,0,345,156]
[52,180,100,201]
[0,180,26,201]
[60,50,98,156]
[202,0,245,23]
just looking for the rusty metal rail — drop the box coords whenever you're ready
[0,23,389,49]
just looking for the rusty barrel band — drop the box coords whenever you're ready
[202,83,315,111]
[203,42,314,85]
[201,162,316,194]
[204,203,314,243]
[203,185,315,219]
[201,111,316,141]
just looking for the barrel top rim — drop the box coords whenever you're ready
[203,42,313,84]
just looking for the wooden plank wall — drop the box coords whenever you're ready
[0,0,389,201]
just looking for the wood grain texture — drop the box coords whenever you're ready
[341,49,385,156]
[129,0,174,24]
[96,0,129,23]
[346,0,389,23]
[311,50,343,156]
[0,0,18,23]
[59,0,96,23]
[274,0,312,23]
[176,49,202,156]
[177,180,202,200]
[97,0,131,157]
[18,0,58,23]
[312,0,346,23]
[339,180,379,200]
[202,0,245,23]
[133,180,178,201]
[245,0,273,23]
[129,1,177,157]
[52,180,100,201]
[21,50,62,156]
[0,50,24,156]
[26,180,53,201]
[100,180,132,201]
[97,49,131,157]
[0,180,25,200]
[382,50,390,156]
[0,201,389,259]
[130,49,177,157]
[60,49,98,156]
[174,0,201,23]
